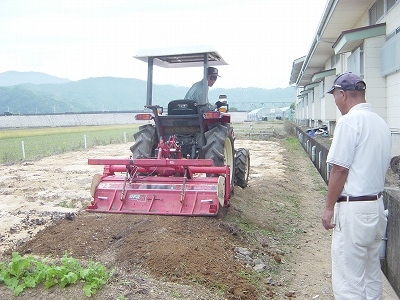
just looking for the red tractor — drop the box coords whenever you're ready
[87,47,250,216]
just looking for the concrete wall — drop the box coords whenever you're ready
[295,125,400,296]
[295,125,330,184]
[383,189,400,297]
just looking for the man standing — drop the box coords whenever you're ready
[321,72,391,299]
[185,67,220,110]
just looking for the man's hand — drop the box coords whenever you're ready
[321,164,348,230]
[321,207,335,230]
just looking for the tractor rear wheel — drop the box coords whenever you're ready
[130,124,157,158]
[234,148,250,188]
[202,124,235,189]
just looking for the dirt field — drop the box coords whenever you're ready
[0,121,397,299]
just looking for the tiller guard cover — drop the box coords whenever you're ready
[87,158,231,216]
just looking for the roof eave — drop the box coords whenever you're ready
[333,23,386,54]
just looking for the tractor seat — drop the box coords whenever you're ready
[168,100,198,115]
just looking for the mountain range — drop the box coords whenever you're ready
[0,71,71,86]
[0,71,295,114]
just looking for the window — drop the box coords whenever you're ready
[360,44,364,76]
[370,4,377,24]
[319,81,325,98]
[347,45,364,77]
[381,31,400,76]
[387,0,398,11]
[369,0,384,24]
[330,53,340,68]
[377,0,384,18]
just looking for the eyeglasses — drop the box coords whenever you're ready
[209,76,217,81]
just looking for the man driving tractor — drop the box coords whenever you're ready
[185,67,220,111]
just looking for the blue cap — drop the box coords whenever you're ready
[327,72,366,94]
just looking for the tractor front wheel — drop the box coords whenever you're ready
[202,124,235,195]
[234,148,250,188]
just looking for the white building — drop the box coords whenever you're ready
[290,0,400,157]
[247,107,291,121]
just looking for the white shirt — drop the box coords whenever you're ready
[327,103,391,196]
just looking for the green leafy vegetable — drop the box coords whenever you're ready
[0,251,109,297]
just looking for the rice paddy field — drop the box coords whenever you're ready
[0,124,141,164]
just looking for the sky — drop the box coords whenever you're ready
[0,0,327,89]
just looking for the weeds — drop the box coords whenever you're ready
[56,200,76,208]
[240,270,265,286]
[211,281,227,294]
[231,215,259,233]
[169,289,182,298]
[283,120,295,136]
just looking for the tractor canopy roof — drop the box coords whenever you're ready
[134,46,228,106]
[134,45,228,68]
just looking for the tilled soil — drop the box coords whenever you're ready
[1,122,397,299]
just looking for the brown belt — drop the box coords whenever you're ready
[337,192,382,202]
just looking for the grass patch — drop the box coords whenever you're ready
[283,135,302,153]
[169,290,183,298]
[56,200,77,209]
[229,215,261,234]
[0,125,140,164]
[211,281,227,294]
[239,270,266,286]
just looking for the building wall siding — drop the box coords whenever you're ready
[387,72,400,157]
[386,4,400,33]
[387,73,400,132]
[385,3,400,156]
[364,36,388,118]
